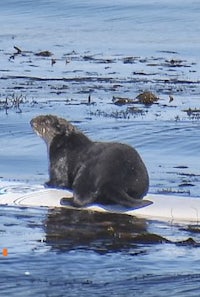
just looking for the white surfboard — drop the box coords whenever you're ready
[0,187,200,224]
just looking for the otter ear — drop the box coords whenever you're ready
[58,122,75,136]
[58,124,67,135]
[65,123,76,135]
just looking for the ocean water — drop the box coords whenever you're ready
[0,1,200,296]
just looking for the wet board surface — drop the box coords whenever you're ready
[0,188,200,224]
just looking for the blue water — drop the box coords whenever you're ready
[1,0,200,55]
[0,0,200,296]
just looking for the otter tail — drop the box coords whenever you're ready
[105,188,152,208]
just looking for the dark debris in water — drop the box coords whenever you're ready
[112,96,134,106]
[123,56,138,64]
[9,46,53,60]
[35,50,53,57]
[88,107,147,119]
[82,55,116,64]
[183,108,200,119]
[0,93,28,114]
[157,188,191,195]
[1,45,200,120]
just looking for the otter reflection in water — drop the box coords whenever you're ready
[30,114,149,208]
[44,208,151,253]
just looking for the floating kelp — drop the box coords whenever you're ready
[113,92,159,106]
[183,108,200,117]
[136,91,159,105]
[122,56,138,64]
[0,93,26,113]
[112,96,134,105]
[35,50,53,57]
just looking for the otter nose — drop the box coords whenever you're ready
[30,119,37,129]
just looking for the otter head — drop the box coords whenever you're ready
[30,115,76,148]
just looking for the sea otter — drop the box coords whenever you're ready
[30,115,149,208]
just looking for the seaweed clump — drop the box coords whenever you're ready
[136,91,159,105]
[0,93,27,114]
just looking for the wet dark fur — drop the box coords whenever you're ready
[30,115,149,208]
